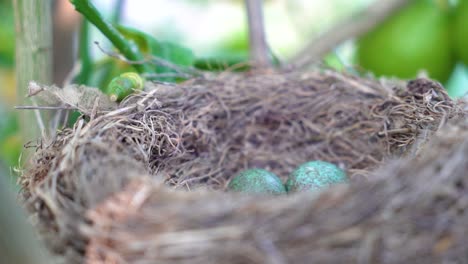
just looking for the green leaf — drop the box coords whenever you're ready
[116,25,195,77]
[116,25,153,54]
[154,41,195,67]
[70,0,152,74]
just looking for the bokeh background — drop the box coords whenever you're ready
[1,0,468,180]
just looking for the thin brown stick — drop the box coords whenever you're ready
[15,105,77,110]
[287,0,410,69]
[245,0,271,67]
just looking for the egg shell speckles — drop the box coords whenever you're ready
[228,168,286,195]
[286,161,348,193]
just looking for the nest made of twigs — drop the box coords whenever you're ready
[21,70,466,263]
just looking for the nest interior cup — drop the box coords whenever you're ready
[20,70,467,263]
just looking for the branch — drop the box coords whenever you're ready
[245,0,271,67]
[286,0,411,69]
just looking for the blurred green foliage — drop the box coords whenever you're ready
[453,0,468,65]
[356,0,454,82]
[212,29,249,61]
[194,29,250,71]
[0,1,15,67]
[0,1,18,170]
[447,63,468,97]
[355,0,468,97]
[0,108,21,168]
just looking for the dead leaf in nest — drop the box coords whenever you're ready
[27,81,117,114]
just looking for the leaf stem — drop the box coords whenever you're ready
[69,0,152,74]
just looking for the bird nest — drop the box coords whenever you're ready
[20,70,468,263]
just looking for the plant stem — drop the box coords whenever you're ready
[75,19,93,84]
[69,0,152,74]
[13,0,53,146]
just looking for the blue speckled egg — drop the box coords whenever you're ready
[286,161,348,193]
[228,168,286,195]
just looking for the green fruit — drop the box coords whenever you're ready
[106,72,144,102]
[286,161,348,193]
[356,0,454,82]
[228,169,286,195]
[454,0,468,65]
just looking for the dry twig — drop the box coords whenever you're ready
[245,0,271,67]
